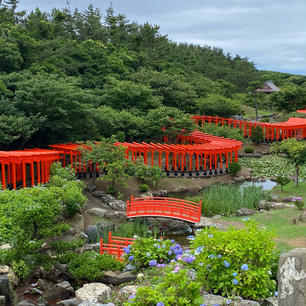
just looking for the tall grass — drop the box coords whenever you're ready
[187,184,262,217]
[97,218,159,243]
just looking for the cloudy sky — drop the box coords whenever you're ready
[18,0,306,75]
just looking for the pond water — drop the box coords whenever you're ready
[239,179,277,191]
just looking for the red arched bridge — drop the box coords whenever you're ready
[126,195,201,223]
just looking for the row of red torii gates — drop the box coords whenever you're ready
[1,113,306,190]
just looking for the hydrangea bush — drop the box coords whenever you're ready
[190,222,279,300]
[124,237,183,268]
[123,266,204,306]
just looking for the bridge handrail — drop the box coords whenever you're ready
[127,196,201,223]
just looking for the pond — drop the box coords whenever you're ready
[239,179,277,191]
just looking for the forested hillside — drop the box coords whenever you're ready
[0,1,305,149]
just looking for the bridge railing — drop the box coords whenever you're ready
[99,231,135,261]
[127,196,201,223]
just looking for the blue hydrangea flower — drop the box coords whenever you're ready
[233,279,238,285]
[128,244,132,249]
[274,291,278,297]
[232,272,237,277]
[223,260,230,267]
[217,254,222,258]
[168,250,173,256]
[196,246,203,253]
[208,254,215,259]
[171,239,175,244]
[149,259,157,267]
[208,234,213,238]
[128,255,134,261]
[226,299,232,304]
[156,303,164,306]
[241,264,249,271]
[124,247,130,254]
[206,264,211,269]
[146,252,151,257]
[242,217,250,221]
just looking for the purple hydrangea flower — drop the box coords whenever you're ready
[149,259,157,267]
[223,260,230,267]
[156,263,166,268]
[168,250,173,256]
[128,255,134,261]
[241,264,249,271]
[208,234,213,238]
[128,294,136,300]
[124,247,130,254]
[171,239,175,244]
[173,266,181,273]
[156,303,164,306]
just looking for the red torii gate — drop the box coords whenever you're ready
[191,115,306,141]
[0,149,62,190]
[115,131,242,175]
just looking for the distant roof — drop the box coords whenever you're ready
[256,80,280,93]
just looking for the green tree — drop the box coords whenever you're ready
[272,139,306,187]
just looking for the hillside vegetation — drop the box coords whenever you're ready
[0,1,305,150]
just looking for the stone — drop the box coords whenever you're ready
[66,213,84,237]
[118,285,139,297]
[124,264,136,272]
[102,271,136,285]
[258,200,271,210]
[278,248,306,306]
[104,211,126,223]
[0,265,19,286]
[39,266,65,283]
[24,288,43,295]
[201,294,260,306]
[270,194,281,202]
[91,191,105,198]
[270,203,294,210]
[37,279,55,291]
[0,296,5,306]
[75,283,111,304]
[195,217,225,229]
[261,297,278,306]
[42,281,74,302]
[86,184,96,193]
[78,243,100,253]
[17,301,35,306]
[282,196,295,202]
[212,215,222,219]
[78,303,112,306]
[237,207,256,216]
[87,208,108,218]
[140,192,153,198]
[0,275,11,306]
[56,298,77,306]
[100,194,126,210]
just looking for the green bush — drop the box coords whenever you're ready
[50,162,76,182]
[191,222,278,300]
[187,184,262,216]
[200,124,245,142]
[124,267,203,306]
[59,251,124,281]
[229,161,241,175]
[134,161,164,186]
[275,176,290,191]
[125,238,181,268]
[139,184,149,193]
[244,146,254,153]
[250,126,264,144]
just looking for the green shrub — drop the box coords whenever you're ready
[134,161,164,186]
[50,162,76,182]
[229,161,241,175]
[125,238,181,268]
[250,126,264,144]
[187,184,262,216]
[124,267,204,306]
[200,124,245,142]
[191,222,278,300]
[60,251,124,281]
[50,238,85,253]
[275,176,290,191]
[260,118,270,123]
[139,184,149,193]
[244,146,254,153]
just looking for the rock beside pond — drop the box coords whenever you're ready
[237,207,256,216]
[258,200,271,210]
[87,208,108,218]
[270,194,281,202]
[56,298,77,306]
[75,283,111,305]
[261,297,278,306]
[195,217,225,229]
[270,203,294,210]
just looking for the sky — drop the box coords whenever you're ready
[18,0,306,75]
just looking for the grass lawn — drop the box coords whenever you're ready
[271,181,306,200]
[241,105,274,119]
[222,208,306,253]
